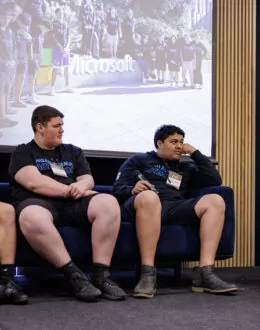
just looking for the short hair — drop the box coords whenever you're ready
[154,125,185,149]
[31,105,64,132]
[55,7,62,14]
[18,12,32,26]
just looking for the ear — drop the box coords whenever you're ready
[36,123,44,133]
[157,140,163,149]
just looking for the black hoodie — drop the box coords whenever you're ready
[112,150,222,204]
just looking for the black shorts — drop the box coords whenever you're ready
[15,194,98,229]
[121,195,202,226]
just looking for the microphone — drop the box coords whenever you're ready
[134,170,159,194]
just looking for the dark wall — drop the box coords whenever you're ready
[255,4,260,266]
[0,152,126,185]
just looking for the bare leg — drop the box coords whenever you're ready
[192,194,237,294]
[64,67,69,86]
[134,191,161,267]
[0,203,16,264]
[19,206,71,267]
[87,194,120,266]
[194,194,225,267]
[182,69,187,85]
[51,68,58,88]
[14,71,26,104]
[189,68,194,87]
[0,91,6,118]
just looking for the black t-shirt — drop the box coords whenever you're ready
[155,42,167,61]
[182,42,195,61]
[122,17,136,37]
[193,41,207,62]
[167,42,180,64]
[52,20,69,48]
[80,5,94,27]
[94,11,106,33]
[106,16,120,36]
[8,140,91,203]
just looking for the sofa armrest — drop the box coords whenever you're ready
[0,182,11,203]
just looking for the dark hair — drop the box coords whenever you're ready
[31,105,64,132]
[154,125,185,149]
[18,13,32,26]
[55,7,62,14]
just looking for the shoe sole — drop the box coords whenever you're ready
[76,293,102,302]
[192,286,238,294]
[102,294,127,301]
[133,290,156,299]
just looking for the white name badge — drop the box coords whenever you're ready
[50,162,68,178]
[166,171,182,190]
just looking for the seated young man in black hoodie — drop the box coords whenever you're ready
[112,124,238,298]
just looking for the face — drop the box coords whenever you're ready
[128,10,133,18]
[157,133,184,160]
[0,13,11,27]
[184,34,191,43]
[111,8,116,17]
[36,117,64,148]
[56,10,64,20]
[171,36,176,43]
[135,34,141,43]
[11,6,22,22]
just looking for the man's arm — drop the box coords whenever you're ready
[183,144,222,188]
[68,147,96,199]
[14,166,70,198]
[112,156,140,203]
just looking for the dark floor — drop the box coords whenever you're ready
[0,267,260,330]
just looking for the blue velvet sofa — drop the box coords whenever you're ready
[0,183,235,272]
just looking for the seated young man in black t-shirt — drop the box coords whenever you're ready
[0,202,28,305]
[9,105,126,302]
[112,124,238,298]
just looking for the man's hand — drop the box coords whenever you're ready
[69,181,89,200]
[83,190,98,197]
[182,143,197,155]
[131,180,152,195]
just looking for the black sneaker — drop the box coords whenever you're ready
[69,272,102,302]
[133,274,157,298]
[0,277,29,305]
[92,273,126,301]
[192,266,238,294]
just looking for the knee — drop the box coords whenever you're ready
[19,206,51,236]
[206,194,226,213]
[0,203,15,227]
[134,191,161,211]
[96,194,120,218]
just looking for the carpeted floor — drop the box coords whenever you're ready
[0,268,260,330]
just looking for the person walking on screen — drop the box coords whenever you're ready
[50,7,74,96]
[112,124,238,298]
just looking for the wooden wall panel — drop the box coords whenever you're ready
[215,0,256,267]
[187,1,256,269]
